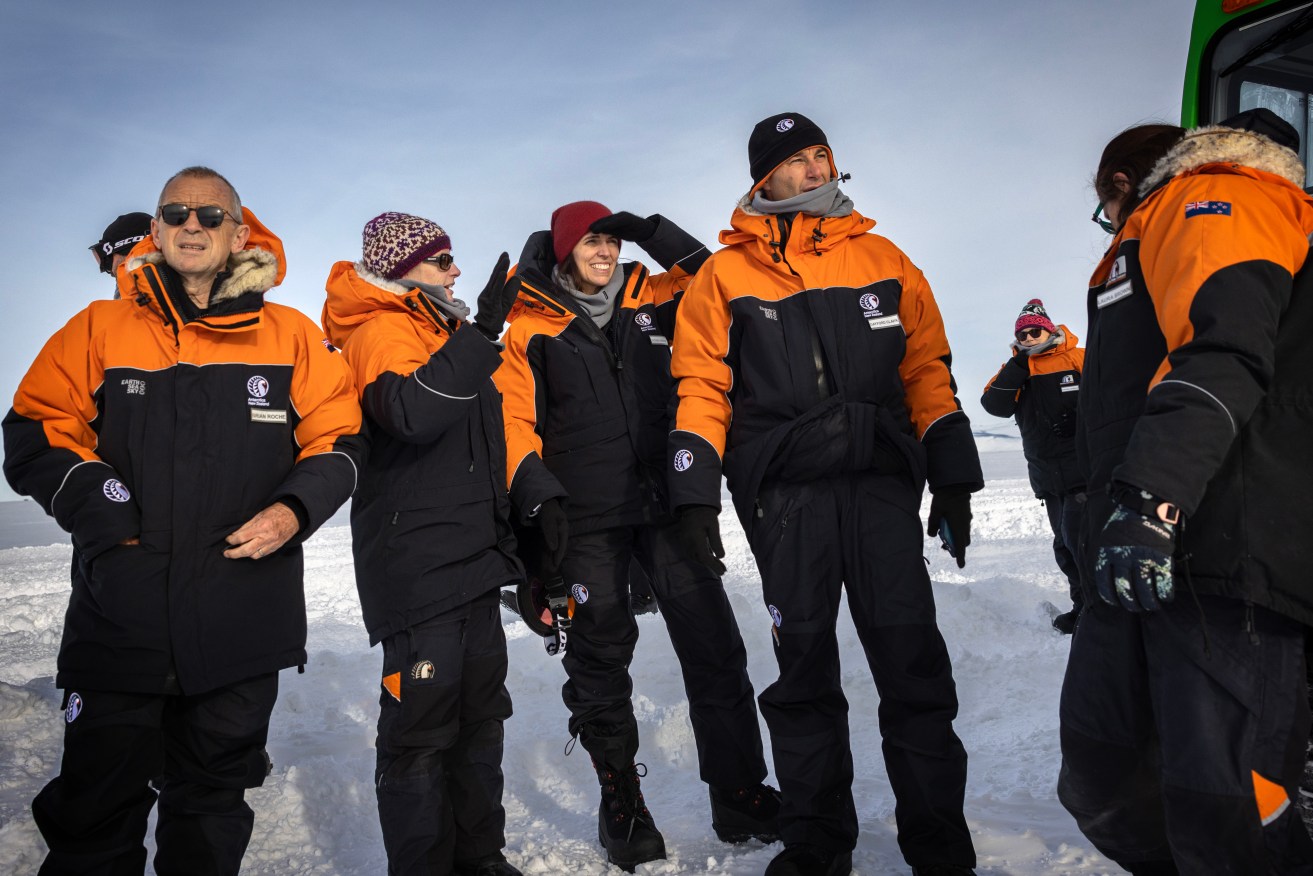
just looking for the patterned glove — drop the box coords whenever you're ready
[1093,493,1178,611]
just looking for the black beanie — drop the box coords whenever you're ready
[91,212,153,274]
[748,112,831,187]
[1219,107,1301,154]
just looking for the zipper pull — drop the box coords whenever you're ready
[391,512,399,525]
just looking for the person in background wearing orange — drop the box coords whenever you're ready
[981,299,1085,634]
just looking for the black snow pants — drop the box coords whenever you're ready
[375,590,512,876]
[559,522,767,789]
[746,472,975,870]
[33,672,279,876]
[1041,490,1084,612]
[1059,595,1313,873]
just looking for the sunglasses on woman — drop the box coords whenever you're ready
[157,203,238,229]
[1016,327,1045,341]
[423,253,455,270]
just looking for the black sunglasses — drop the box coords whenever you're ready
[1016,327,1045,341]
[157,203,238,229]
[423,253,455,270]
[1091,202,1116,235]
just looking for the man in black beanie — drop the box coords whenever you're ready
[668,112,981,876]
[90,212,153,297]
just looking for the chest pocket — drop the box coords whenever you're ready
[540,335,626,453]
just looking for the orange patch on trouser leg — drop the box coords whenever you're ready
[382,672,402,702]
[1253,770,1291,826]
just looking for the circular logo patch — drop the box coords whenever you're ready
[634,312,653,328]
[571,583,590,604]
[775,118,795,133]
[768,604,783,627]
[410,660,435,680]
[859,293,880,312]
[247,376,269,398]
[102,479,131,503]
[673,449,694,472]
[66,692,83,723]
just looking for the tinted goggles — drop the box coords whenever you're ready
[423,253,455,270]
[157,203,238,229]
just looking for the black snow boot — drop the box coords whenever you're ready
[709,783,781,843]
[764,844,853,876]
[596,761,666,872]
[453,853,523,876]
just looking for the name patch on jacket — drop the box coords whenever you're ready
[250,408,288,424]
[867,315,901,331]
[1185,200,1231,218]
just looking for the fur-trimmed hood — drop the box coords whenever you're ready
[1139,124,1306,197]
[116,206,287,304]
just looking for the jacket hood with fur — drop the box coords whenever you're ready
[116,206,287,304]
[1139,125,1306,198]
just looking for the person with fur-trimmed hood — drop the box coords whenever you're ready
[321,212,525,876]
[1058,108,1313,872]
[3,166,365,875]
[494,201,778,872]
[981,299,1085,634]
[669,112,982,876]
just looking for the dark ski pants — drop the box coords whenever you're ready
[1059,596,1313,873]
[746,473,975,868]
[559,523,768,789]
[1041,490,1084,611]
[375,590,512,876]
[33,673,279,876]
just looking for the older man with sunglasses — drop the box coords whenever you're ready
[3,165,366,875]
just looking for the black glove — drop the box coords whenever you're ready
[1050,411,1077,439]
[677,505,726,576]
[1008,349,1031,371]
[927,489,972,568]
[589,211,657,243]
[536,498,569,576]
[472,252,520,341]
[1093,495,1177,612]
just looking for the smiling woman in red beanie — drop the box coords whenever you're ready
[493,203,778,870]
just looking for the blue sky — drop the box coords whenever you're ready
[0,0,1195,501]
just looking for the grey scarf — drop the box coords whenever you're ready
[400,280,471,324]
[751,179,854,218]
[552,263,625,328]
[1013,329,1065,357]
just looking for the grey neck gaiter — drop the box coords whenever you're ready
[553,263,625,328]
[751,179,855,218]
[400,280,472,324]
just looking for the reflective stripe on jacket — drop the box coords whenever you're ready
[322,262,522,644]
[1080,127,1313,623]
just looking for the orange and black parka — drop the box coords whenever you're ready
[2,209,366,695]
[981,326,1084,497]
[1080,124,1313,623]
[494,224,698,536]
[667,198,982,531]
[322,260,522,645]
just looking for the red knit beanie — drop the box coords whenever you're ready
[1015,298,1057,335]
[550,201,612,266]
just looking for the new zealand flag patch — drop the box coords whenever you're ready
[1185,200,1232,218]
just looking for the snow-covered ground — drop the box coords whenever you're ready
[0,445,1121,875]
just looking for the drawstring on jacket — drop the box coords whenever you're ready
[765,218,783,263]
[811,218,827,255]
